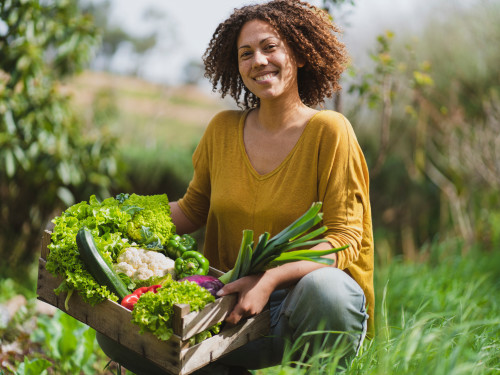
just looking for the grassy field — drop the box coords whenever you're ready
[63,71,231,149]
[258,238,500,375]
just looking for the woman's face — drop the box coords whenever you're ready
[236,19,303,104]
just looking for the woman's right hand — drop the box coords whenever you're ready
[216,273,274,325]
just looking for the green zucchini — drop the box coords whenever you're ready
[76,228,129,301]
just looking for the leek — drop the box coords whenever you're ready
[218,202,349,284]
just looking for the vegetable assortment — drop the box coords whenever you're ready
[46,193,217,344]
[47,194,343,345]
[46,194,176,305]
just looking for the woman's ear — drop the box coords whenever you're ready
[296,55,306,68]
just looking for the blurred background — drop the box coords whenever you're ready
[1,0,499,373]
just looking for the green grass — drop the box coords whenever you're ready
[119,143,196,200]
[109,112,204,150]
[256,238,500,374]
[168,94,221,109]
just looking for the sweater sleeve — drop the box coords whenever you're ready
[316,112,370,270]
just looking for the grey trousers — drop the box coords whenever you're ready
[97,267,368,374]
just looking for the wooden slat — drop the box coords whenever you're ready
[179,294,237,341]
[173,304,191,336]
[179,310,271,375]
[208,266,224,277]
[40,230,51,260]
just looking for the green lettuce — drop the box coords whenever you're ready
[131,276,215,341]
[46,195,132,305]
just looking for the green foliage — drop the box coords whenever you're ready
[14,357,52,375]
[120,144,196,201]
[345,1,500,257]
[0,0,126,266]
[260,238,500,375]
[30,310,108,374]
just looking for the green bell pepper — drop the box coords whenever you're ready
[166,234,198,259]
[174,250,210,278]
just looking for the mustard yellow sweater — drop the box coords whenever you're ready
[178,109,374,332]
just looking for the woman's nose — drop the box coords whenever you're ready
[252,50,268,67]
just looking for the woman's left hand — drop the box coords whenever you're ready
[216,273,274,325]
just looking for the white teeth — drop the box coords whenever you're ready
[255,73,275,81]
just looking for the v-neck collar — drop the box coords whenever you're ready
[238,109,321,180]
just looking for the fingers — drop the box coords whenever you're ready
[226,306,244,325]
[226,301,256,325]
[216,283,234,297]
[216,277,244,297]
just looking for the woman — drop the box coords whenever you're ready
[174,0,373,369]
[99,1,374,373]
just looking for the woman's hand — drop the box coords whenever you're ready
[216,244,338,325]
[216,273,275,325]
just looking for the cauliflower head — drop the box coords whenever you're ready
[114,247,176,281]
[122,193,175,246]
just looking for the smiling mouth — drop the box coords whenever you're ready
[254,72,277,82]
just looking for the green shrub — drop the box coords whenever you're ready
[0,0,127,267]
[118,142,197,201]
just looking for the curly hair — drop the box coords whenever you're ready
[203,0,348,109]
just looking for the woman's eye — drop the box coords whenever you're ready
[265,44,277,51]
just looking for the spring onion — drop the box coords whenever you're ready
[219,202,348,284]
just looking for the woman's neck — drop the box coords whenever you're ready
[253,97,315,133]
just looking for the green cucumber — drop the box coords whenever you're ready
[76,228,129,301]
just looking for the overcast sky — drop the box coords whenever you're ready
[105,0,438,85]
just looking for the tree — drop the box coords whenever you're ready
[79,0,171,77]
[0,0,126,266]
[346,0,500,257]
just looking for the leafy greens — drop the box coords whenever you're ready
[131,276,215,341]
[46,195,131,305]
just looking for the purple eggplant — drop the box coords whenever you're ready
[178,275,224,297]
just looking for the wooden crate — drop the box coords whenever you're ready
[36,230,270,375]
